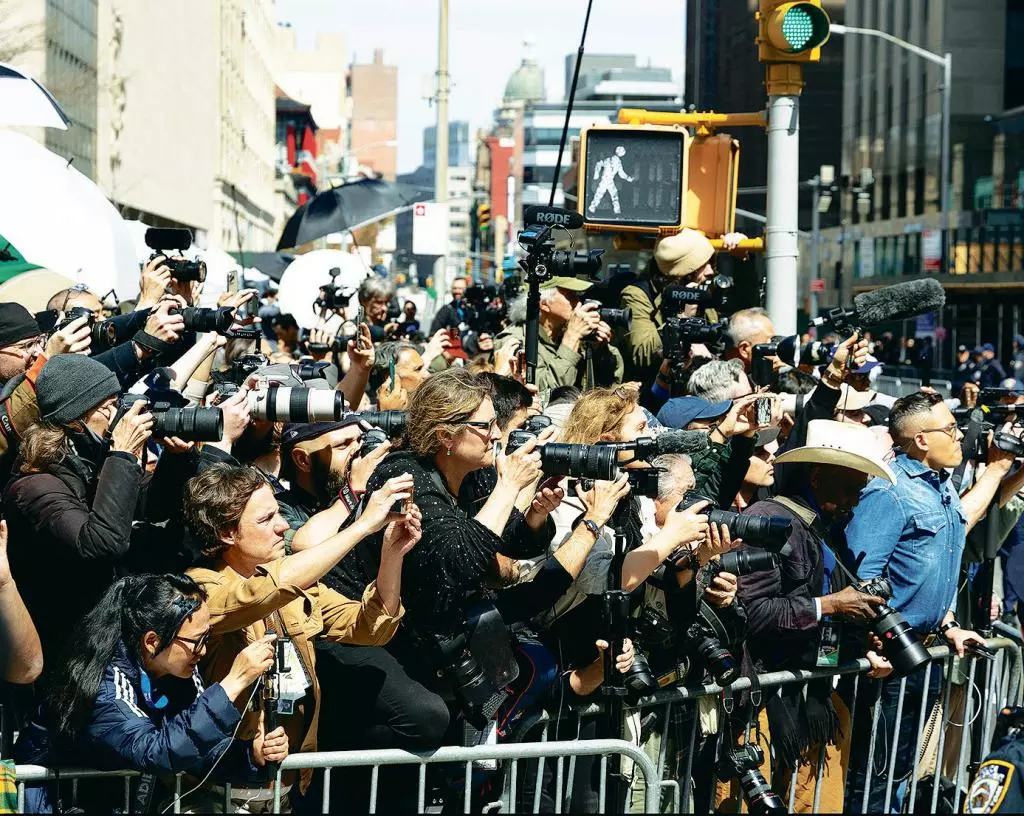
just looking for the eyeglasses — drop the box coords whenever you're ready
[919,422,959,440]
[463,419,498,435]
[0,336,43,356]
[174,630,211,656]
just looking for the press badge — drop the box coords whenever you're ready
[816,620,841,668]
[276,638,312,715]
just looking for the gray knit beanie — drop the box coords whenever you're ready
[36,354,121,426]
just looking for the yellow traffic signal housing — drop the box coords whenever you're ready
[685,134,740,236]
[758,1,831,63]
[477,203,491,233]
[577,124,691,236]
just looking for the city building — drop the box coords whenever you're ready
[446,165,473,279]
[520,55,681,210]
[273,25,346,181]
[347,48,398,180]
[423,121,471,170]
[3,0,99,179]
[274,87,317,240]
[809,0,1019,368]
[94,0,277,251]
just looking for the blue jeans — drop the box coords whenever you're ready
[844,662,942,814]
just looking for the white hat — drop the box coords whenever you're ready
[774,419,896,483]
[833,383,879,413]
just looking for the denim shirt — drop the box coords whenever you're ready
[845,453,966,633]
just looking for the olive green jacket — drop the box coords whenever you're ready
[496,323,624,393]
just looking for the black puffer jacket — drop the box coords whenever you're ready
[3,431,198,670]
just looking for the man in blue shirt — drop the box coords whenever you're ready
[845,390,1014,813]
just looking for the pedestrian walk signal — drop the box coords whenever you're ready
[578,125,690,235]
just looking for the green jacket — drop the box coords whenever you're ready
[496,324,624,394]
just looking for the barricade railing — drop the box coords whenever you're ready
[13,634,1023,815]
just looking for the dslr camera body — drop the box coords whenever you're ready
[676,491,792,553]
[853,575,931,676]
[144,227,207,283]
[661,317,729,359]
[718,743,787,815]
[54,306,119,352]
[112,387,223,442]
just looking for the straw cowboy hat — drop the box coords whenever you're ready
[774,419,896,483]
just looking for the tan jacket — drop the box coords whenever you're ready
[187,558,403,791]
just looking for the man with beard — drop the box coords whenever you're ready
[276,418,390,553]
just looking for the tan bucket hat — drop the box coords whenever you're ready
[653,229,715,278]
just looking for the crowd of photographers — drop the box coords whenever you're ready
[0,225,1022,813]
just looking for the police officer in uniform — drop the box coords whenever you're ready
[965,707,1024,813]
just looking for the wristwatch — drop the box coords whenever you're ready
[581,518,601,538]
[938,619,961,637]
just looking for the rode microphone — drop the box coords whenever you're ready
[523,205,585,230]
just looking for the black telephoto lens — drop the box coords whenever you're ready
[167,258,207,283]
[176,306,233,334]
[873,604,932,676]
[687,623,739,686]
[622,652,658,701]
[153,406,224,442]
[91,319,119,352]
[358,410,406,438]
[738,771,788,816]
[599,306,632,329]
[716,549,777,577]
[540,442,621,481]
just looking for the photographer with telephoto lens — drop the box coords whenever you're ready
[3,355,206,673]
[723,420,898,813]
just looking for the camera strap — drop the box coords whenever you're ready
[132,329,174,356]
[952,408,986,492]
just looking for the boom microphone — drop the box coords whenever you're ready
[523,205,585,230]
[652,429,711,455]
[811,279,945,332]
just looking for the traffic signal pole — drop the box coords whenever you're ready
[765,70,801,336]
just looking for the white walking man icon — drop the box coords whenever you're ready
[588,145,634,215]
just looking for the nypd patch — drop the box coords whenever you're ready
[967,760,1014,813]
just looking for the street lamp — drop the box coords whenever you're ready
[829,24,952,226]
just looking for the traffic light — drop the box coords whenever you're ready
[757,1,831,63]
[477,203,491,234]
[465,257,473,274]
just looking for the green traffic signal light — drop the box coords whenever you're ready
[774,2,830,52]
[782,7,816,49]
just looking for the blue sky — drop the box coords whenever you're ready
[275,0,687,173]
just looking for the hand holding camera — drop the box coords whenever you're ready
[576,472,631,528]
[138,255,173,308]
[820,584,885,621]
[359,474,415,534]
[46,313,92,356]
[497,436,544,492]
[564,301,602,348]
[142,300,186,346]
[822,331,868,385]
[351,438,391,493]
[382,500,423,560]
[221,634,276,703]
[109,399,155,462]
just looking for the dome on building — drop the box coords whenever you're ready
[503,41,545,103]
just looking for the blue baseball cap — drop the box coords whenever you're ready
[982,342,996,353]
[656,396,731,429]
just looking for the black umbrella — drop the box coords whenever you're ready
[277,178,430,251]
[231,251,295,282]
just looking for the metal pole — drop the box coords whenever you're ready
[692,0,702,108]
[680,0,687,105]
[433,0,450,299]
[941,52,952,228]
[765,93,800,336]
[810,176,821,320]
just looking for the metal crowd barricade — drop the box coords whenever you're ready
[14,738,662,815]
[625,634,1023,814]
[13,635,1023,815]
